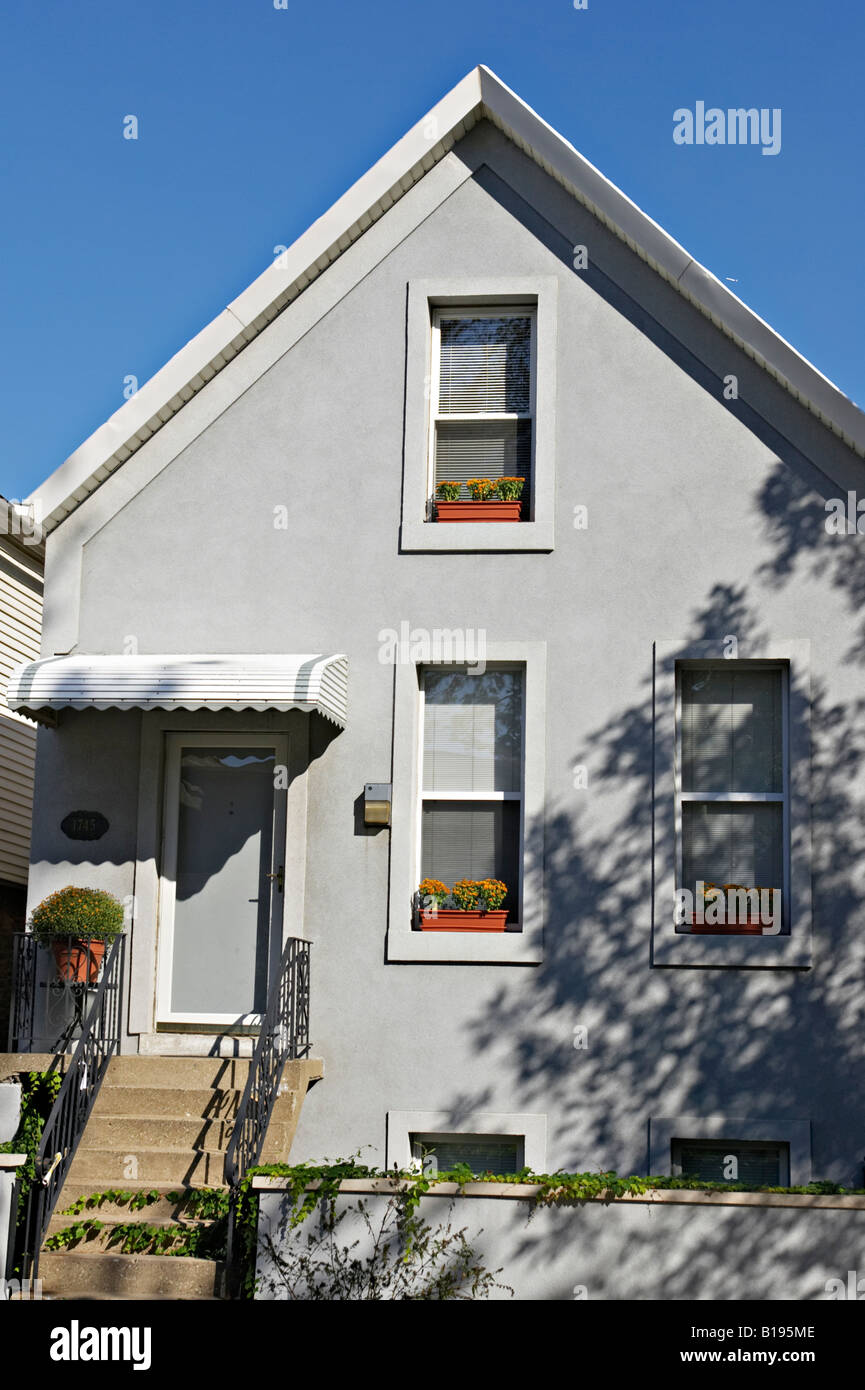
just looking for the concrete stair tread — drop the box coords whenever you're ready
[47,1213,217,1235]
[39,1250,226,1298]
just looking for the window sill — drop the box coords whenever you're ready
[388,926,542,963]
[400,518,554,552]
[653,931,811,969]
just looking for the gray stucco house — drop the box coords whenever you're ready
[6,68,865,1294]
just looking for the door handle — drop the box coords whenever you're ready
[266,866,285,894]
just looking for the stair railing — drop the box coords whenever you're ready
[223,935,311,1291]
[12,933,126,1279]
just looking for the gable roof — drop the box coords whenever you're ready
[31,65,865,533]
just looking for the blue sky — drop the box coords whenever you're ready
[2,0,863,499]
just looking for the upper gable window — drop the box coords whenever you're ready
[428,308,536,522]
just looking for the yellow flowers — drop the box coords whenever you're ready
[29,886,125,942]
[418,879,508,912]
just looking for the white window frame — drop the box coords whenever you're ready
[387,641,546,963]
[427,306,537,517]
[417,663,525,927]
[649,1114,812,1186]
[387,1110,547,1173]
[400,278,558,553]
[675,660,791,934]
[652,638,812,968]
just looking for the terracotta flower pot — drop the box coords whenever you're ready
[435,500,522,523]
[419,909,508,932]
[51,937,106,983]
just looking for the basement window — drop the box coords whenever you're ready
[410,1133,524,1177]
[671,1139,790,1186]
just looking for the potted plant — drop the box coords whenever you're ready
[434,477,524,523]
[29,886,125,983]
[417,877,509,932]
[689,883,776,935]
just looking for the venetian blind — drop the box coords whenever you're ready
[681,668,782,793]
[438,316,531,415]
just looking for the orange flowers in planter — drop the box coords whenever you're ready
[452,878,507,911]
[417,878,509,932]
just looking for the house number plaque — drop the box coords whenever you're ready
[61,811,109,841]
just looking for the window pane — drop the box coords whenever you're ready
[681,668,783,793]
[434,419,531,507]
[674,1141,787,1185]
[421,800,519,919]
[682,801,783,897]
[438,316,531,414]
[423,669,523,793]
[411,1135,522,1176]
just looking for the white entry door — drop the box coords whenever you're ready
[157,733,288,1025]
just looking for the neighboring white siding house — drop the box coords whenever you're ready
[0,509,43,883]
[0,501,43,1042]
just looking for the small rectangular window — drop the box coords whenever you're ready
[419,666,524,923]
[411,1133,524,1176]
[671,1139,789,1186]
[428,308,535,519]
[677,664,788,932]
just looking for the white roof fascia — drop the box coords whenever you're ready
[29,65,865,533]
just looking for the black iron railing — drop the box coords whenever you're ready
[11,934,125,1279]
[223,936,311,1289]
[8,933,119,1054]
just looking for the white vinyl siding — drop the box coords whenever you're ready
[0,539,43,884]
[429,309,535,514]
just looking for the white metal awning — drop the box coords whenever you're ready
[6,654,348,727]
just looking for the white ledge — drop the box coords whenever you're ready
[250,1177,865,1210]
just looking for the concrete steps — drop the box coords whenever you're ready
[30,1053,323,1301]
[52,1185,205,1223]
[45,1210,214,1242]
[40,1251,225,1299]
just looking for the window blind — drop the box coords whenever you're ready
[682,802,783,891]
[434,420,532,506]
[681,668,782,793]
[411,1135,522,1176]
[420,801,520,917]
[674,1141,787,1186]
[423,669,522,793]
[438,316,531,414]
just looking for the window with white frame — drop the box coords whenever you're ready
[410,1133,524,1177]
[677,663,788,933]
[428,308,535,518]
[419,666,524,924]
[671,1138,790,1186]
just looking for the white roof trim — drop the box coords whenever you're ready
[30,65,865,532]
[6,653,348,727]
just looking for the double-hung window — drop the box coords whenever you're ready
[428,308,535,518]
[677,663,788,933]
[419,666,524,924]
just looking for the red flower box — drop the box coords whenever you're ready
[688,918,766,935]
[434,501,522,523]
[419,909,508,933]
